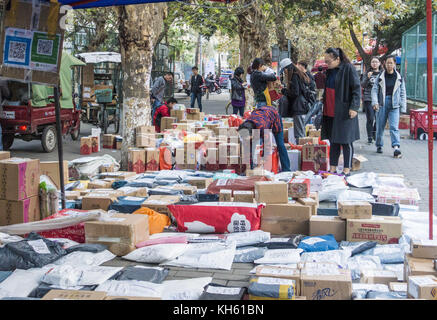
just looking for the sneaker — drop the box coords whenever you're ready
[367,138,373,144]
[394,149,402,158]
[377,147,382,153]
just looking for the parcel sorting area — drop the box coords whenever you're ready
[0,108,436,301]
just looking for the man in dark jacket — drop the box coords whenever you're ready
[151,72,173,117]
[230,67,246,116]
[190,66,204,111]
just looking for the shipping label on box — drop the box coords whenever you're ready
[288,178,310,199]
[346,216,402,244]
[255,181,288,204]
[337,201,372,219]
[261,202,311,235]
[84,213,149,256]
[42,290,107,300]
[310,216,346,242]
[0,196,40,226]
[0,158,40,201]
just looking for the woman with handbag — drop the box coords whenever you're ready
[230,67,247,116]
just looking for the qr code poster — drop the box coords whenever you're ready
[2,28,32,68]
[30,31,61,72]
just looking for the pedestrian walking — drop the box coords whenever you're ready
[371,55,406,158]
[230,67,247,116]
[190,66,205,111]
[250,58,277,107]
[361,57,382,144]
[151,72,173,117]
[321,47,361,176]
[314,66,326,101]
[280,58,312,140]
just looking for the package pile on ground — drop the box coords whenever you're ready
[0,124,436,300]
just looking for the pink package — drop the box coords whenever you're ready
[136,235,188,248]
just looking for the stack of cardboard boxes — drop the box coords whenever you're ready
[0,158,41,226]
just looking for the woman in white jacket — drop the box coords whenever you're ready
[371,55,407,158]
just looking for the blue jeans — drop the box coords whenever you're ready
[376,95,400,148]
[190,92,202,111]
[274,131,291,172]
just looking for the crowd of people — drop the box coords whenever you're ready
[150,48,406,175]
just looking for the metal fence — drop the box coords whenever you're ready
[401,12,437,104]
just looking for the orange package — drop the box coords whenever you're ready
[133,207,171,235]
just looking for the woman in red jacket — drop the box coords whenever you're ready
[153,97,178,132]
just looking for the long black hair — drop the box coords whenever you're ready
[251,58,265,71]
[325,47,351,64]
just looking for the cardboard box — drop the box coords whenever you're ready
[297,197,318,215]
[351,155,368,171]
[261,202,312,235]
[141,195,181,215]
[308,129,321,138]
[0,151,10,160]
[172,185,197,195]
[187,112,204,121]
[288,178,310,199]
[82,193,117,211]
[337,201,372,219]
[309,192,319,204]
[170,109,187,121]
[246,168,271,177]
[411,239,437,259]
[117,187,148,198]
[0,158,40,201]
[42,290,107,300]
[0,196,40,226]
[99,164,115,173]
[219,189,233,202]
[233,191,254,203]
[103,134,115,149]
[298,137,319,145]
[361,269,398,285]
[85,213,149,256]
[301,144,330,172]
[65,191,81,200]
[186,177,213,190]
[160,117,177,131]
[255,181,288,204]
[404,254,437,280]
[115,136,122,150]
[407,276,437,300]
[256,266,301,296]
[136,126,155,134]
[80,137,93,155]
[128,148,146,174]
[346,216,402,244]
[87,179,114,189]
[91,136,99,153]
[136,133,156,148]
[283,121,294,129]
[310,216,346,242]
[389,282,407,292]
[40,161,69,190]
[186,108,200,114]
[146,148,160,172]
[300,266,352,300]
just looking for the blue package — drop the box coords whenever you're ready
[196,191,219,202]
[108,196,147,214]
[298,234,339,252]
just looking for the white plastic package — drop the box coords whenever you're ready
[122,244,189,264]
[0,233,23,245]
[318,175,349,202]
[53,250,116,267]
[162,242,236,270]
[352,283,390,292]
[249,264,299,274]
[399,211,437,240]
[161,277,213,300]
[70,154,120,179]
[346,172,377,188]
[149,232,200,240]
[300,249,352,268]
[0,267,50,298]
[42,265,122,286]
[95,280,163,298]
[225,230,270,247]
[346,255,383,281]
[336,190,375,206]
[382,264,405,282]
[254,249,303,264]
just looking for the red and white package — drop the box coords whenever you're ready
[38,209,89,243]
[168,202,264,234]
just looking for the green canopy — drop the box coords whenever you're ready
[31,51,86,108]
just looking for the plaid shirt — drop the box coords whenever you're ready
[247,106,283,135]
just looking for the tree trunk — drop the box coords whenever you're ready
[237,0,271,72]
[86,8,111,51]
[195,34,201,67]
[117,3,166,169]
[348,23,371,71]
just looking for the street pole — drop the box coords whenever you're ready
[54,86,66,209]
[426,0,433,240]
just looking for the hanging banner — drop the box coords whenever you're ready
[0,0,64,85]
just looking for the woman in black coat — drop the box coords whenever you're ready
[321,47,361,176]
